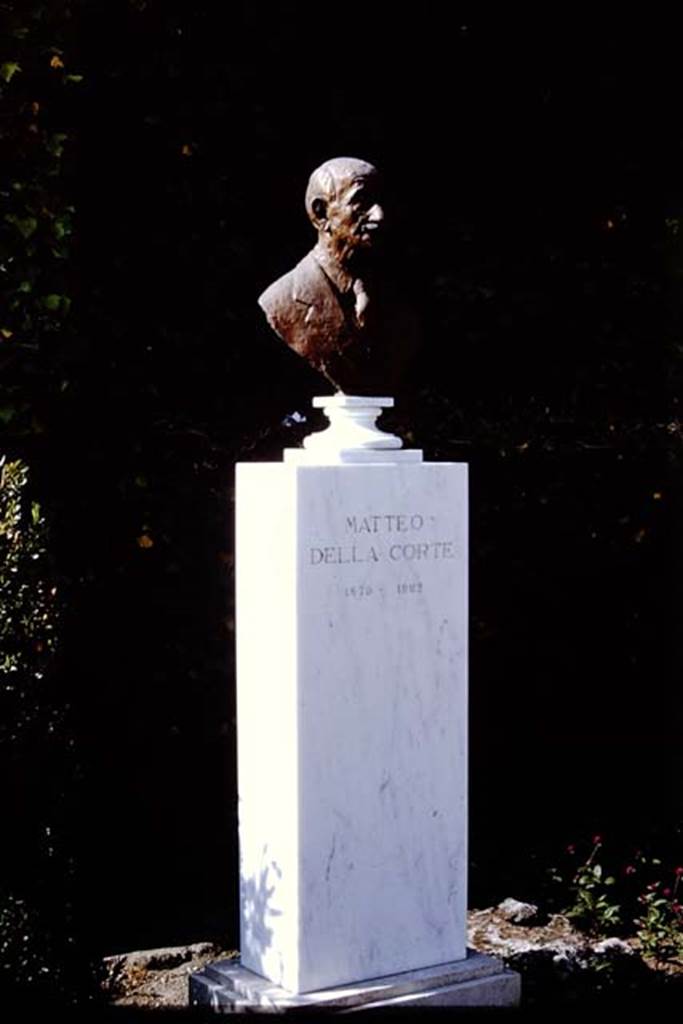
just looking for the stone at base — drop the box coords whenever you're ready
[189,950,521,1012]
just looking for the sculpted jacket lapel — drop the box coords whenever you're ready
[290,252,348,360]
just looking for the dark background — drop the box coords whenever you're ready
[2,2,681,997]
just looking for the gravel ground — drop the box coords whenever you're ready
[102,901,682,1010]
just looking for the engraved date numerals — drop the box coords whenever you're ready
[344,584,374,599]
[397,581,423,596]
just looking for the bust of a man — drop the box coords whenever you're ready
[258,156,420,395]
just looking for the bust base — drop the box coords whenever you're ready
[285,447,422,464]
[301,394,412,459]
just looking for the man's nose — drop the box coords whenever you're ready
[367,203,384,223]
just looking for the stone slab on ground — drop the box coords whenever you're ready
[189,950,520,1011]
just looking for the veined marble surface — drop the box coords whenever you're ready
[236,461,468,994]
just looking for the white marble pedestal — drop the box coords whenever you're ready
[193,397,518,1010]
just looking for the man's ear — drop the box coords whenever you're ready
[311,197,328,229]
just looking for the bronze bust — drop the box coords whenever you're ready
[258,157,420,395]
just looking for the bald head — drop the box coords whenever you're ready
[305,157,379,223]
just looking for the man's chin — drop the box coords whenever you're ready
[340,237,383,268]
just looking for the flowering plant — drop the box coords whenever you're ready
[635,866,683,961]
[550,836,683,961]
[563,835,621,934]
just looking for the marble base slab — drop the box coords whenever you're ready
[189,951,521,1011]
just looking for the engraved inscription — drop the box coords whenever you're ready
[344,584,375,599]
[389,541,455,561]
[310,545,380,565]
[397,581,423,596]
[346,513,424,534]
[307,511,457,569]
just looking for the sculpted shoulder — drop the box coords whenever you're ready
[259,252,318,317]
[257,251,345,362]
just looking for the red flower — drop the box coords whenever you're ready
[592,834,602,845]
[675,866,683,877]
[566,844,576,855]
[673,903,682,914]
[623,865,636,876]
[663,888,672,898]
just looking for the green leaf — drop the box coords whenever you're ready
[47,133,69,158]
[0,62,21,84]
[53,218,71,240]
[4,214,38,239]
[39,294,71,316]
[64,74,83,84]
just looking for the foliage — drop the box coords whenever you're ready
[0,457,87,1002]
[636,867,683,962]
[0,458,60,713]
[0,0,80,433]
[567,844,622,935]
[549,836,683,962]
[0,4,88,996]
[0,892,64,1000]
[550,836,621,935]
